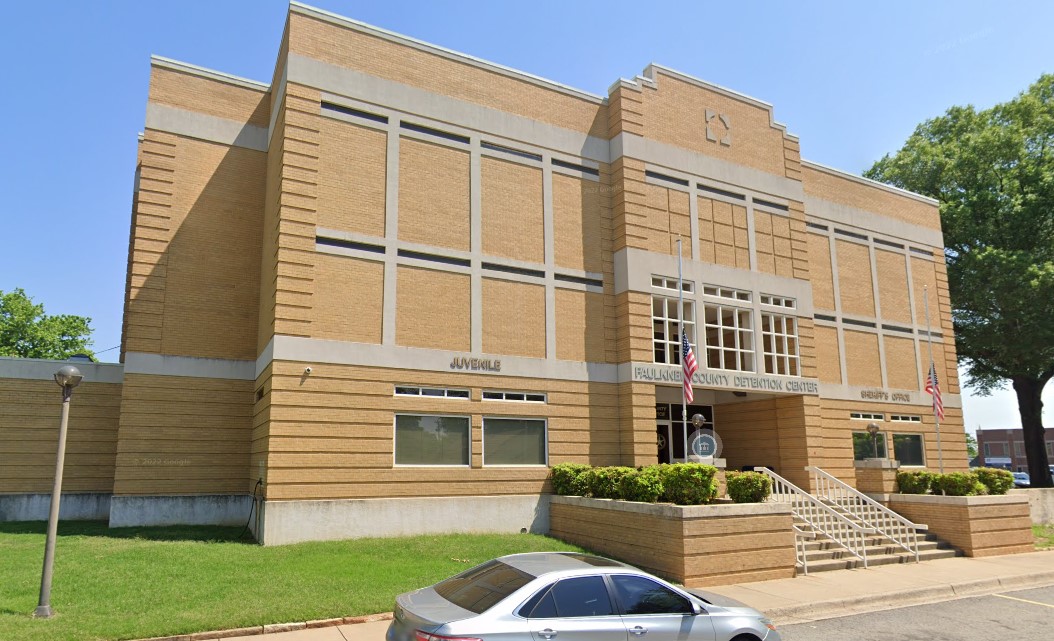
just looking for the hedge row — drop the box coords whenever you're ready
[550,463,773,505]
[896,467,1014,496]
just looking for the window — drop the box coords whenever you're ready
[890,415,922,423]
[1047,441,1053,457]
[850,412,884,421]
[482,390,546,403]
[651,276,693,293]
[434,560,535,614]
[761,313,799,376]
[702,285,751,302]
[611,575,693,615]
[760,294,796,309]
[652,295,696,365]
[893,434,925,466]
[483,418,547,465]
[703,304,754,371]
[983,443,992,458]
[528,576,615,618]
[1014,442,1025,457]
[394,415,469,465]
[853,432,887,460]
[395,386,470,399]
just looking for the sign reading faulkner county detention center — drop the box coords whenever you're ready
[630,363,819,395]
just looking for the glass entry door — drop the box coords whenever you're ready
[656,404,714,464]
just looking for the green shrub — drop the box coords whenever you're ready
[582,466,635,499]
[726,471,772,503]
[657,463,718,505]
[974,467,1015,495]
[619,467,665,503]
[896,470,935,494]
[933,471,985,496]
[550,463,591,496]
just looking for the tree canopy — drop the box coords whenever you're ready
[0,288,94,360]
[865,74,1054,486]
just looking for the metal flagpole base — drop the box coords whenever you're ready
[33,605,54,618]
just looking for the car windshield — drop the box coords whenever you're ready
[434,560,536,614]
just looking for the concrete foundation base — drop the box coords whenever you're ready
[0,493,111,521]
[258,494,551,545]
[108,495,252,528]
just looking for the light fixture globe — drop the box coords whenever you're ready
[691,413,707,429]
[866,421,880,437]
[53,365,83,389]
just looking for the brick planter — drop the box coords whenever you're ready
[886,493,1034,557]
[549,496,795,587]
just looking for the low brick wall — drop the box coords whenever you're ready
[549,496,796,587]
[887,493,1034,557]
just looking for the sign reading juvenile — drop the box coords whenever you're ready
[630,363,819,395]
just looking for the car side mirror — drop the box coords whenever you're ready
[692,601,706,616]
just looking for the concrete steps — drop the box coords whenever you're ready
[793,516,962,574]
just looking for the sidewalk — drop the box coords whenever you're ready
[145,551,1054,641]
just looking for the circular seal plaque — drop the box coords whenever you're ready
[688,428,723,459]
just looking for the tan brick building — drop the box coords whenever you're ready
[0,2,967,543]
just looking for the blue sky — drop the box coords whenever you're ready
[1,1,1051,432]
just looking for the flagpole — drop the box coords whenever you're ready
[678,238,688,451]
[924,287,944,473]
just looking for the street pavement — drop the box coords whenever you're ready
[143,550,1054,641]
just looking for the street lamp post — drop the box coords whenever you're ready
[34,365,83,619]
[867,422,881,459]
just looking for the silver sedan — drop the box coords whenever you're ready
[386,552,780,641]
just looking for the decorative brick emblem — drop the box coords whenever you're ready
[705,109,732,146]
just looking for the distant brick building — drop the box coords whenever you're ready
[0,2,969,543]
[977,427,1054,472]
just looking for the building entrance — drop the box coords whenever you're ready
[656,403,713,464]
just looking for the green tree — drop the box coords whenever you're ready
[965,433,978,461]
[865,75,1054,487]
[0,288,94,359]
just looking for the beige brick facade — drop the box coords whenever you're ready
[1,4,969,542]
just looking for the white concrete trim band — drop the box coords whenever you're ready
[258,494,551,545]
[145,103,269,152]
[123,353,256,380]
[0,357,123,384]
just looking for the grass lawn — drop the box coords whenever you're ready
[1035,524,1054,550]
[0,521,584,641]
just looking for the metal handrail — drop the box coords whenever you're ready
[754,467,872,568]
[806,466,926,563]
[792,525,816,575]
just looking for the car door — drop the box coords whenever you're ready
[610,574,716,641]
[525,575,628,641]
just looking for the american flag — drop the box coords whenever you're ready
[925,361,945,420]
[682,333,698,404]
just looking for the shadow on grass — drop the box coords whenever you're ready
[0,520,253,544]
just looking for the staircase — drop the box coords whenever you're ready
[755,467,960,575]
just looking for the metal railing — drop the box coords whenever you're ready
[792,525,816,575]
[806,466,926,563]
[754,467,873,568]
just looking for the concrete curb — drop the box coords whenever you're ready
[135,612,393,641]
[768,572,1054,624]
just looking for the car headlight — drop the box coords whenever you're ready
[759,618,777,632]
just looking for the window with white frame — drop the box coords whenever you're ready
[395,386,470,399]
[703,285,752,302]
[853,431,887,460]
[702,304,753,371]
[483,418,547,465]
[983,443,992,458]
[652,295,696,365]
[1015,441,1025,457]
[890,415,922,423]
[394,414,470,466]
[482,390,547,403]
[850,412,884,421]
[761,312,799,376]
[652,276,693,294]
[893,434,925,466]
[760,294,796,309]
[1047,441,1054,457]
